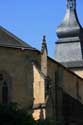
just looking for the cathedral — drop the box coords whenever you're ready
[0,0,83,124]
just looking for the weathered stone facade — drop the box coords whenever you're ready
[0,26,83,124]
[0,38,83,121]
[0,1,83,123]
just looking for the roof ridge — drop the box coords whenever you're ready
[0,25,33,48]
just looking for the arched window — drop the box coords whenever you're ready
[2,81,8,104]
[0,74,3,81]
[0,72,11,104]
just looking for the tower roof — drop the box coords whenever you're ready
[55,0,83,69]
[56,0,83,39]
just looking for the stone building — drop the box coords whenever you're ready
[0,0,83,124]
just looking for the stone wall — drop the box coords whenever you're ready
[46,57,83,119]
[0,46,39,108]
[0,46,83,121]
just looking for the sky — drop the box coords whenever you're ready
[0,0,83,58]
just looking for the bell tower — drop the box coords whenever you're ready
[55,0,83,77]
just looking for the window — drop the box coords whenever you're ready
[0,72,11,104]
[2,81,8,104]
[0,74,3,81]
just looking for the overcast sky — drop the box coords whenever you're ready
[0,0,83,58]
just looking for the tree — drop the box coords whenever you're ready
[0,103,36,125]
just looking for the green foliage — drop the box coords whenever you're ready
[0,103,36,125]
[0,103,66,125]
[37,117,64,125]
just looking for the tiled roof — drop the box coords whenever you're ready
[0,26,35,50]
[62,60,83,68]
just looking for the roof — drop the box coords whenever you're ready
[0,26,35,50]
[62,60,83,68]
[48,56,83,80]
[55,0,83,69]
[56,1,83,39]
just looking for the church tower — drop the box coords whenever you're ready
[55,0,83,77]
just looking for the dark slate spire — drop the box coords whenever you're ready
[55,0,83,69]
[56,0,83,39]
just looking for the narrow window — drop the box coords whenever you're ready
[0,74,3,81]
[2,81,8,104]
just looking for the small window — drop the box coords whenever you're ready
[0,74,3,81]
[2,81,8,104]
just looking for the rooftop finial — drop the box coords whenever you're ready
[41,35,48,76]
[67,0,76,10]
[41,35,48,54]
[43,35,46,42]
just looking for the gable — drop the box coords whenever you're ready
[0,26,34,49]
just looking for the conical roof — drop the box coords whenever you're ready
[56,0,83,39]
[55,0,83,68]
